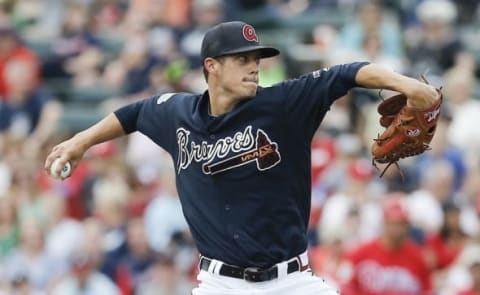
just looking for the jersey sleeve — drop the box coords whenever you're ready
[114,93,177,153]
[277,62,369,139]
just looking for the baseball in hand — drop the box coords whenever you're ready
[50,158,71,179]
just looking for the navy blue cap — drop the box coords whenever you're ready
[201,21,280,60]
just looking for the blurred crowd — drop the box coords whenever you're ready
[0,0,479,294]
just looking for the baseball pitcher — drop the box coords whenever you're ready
[45,21,441,294]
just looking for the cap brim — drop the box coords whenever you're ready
[219,45,280,58]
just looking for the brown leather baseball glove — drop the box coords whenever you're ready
[371,88,443,177]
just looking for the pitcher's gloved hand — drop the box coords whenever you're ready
[371,82,443,177]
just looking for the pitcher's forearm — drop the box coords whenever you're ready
[355,64,411,90]
[355,63,439,108]
[73,113,126,151]
[45,113,128,175]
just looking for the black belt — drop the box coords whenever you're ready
[199,256,308,282]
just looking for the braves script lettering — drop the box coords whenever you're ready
[177,126,282,175]
[176,126,255,173]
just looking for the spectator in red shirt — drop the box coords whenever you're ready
[0,24,40,100]
[342,193,432,295]
[0,60,61,157]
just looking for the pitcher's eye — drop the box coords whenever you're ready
[238,55,247,63]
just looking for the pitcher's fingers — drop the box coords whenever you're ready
[54,155,71,176]
[44,149,62,171]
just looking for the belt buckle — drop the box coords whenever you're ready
[243,267,261,282]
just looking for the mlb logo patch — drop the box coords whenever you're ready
[312,68,330,78]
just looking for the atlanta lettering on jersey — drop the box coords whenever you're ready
[176,125,281,175]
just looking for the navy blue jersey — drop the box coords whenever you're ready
[115,62,368,268]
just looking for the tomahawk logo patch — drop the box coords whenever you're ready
[176,126,281,175]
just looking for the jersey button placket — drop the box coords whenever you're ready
[233,233,239,240]
[210,134,215,139]
[224,204,231,211]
